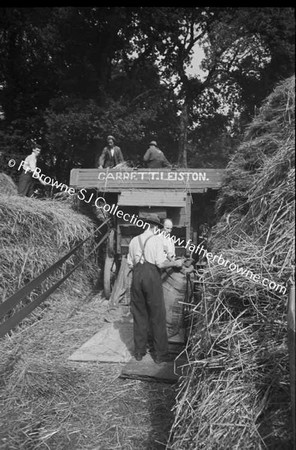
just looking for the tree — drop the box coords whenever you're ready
[0,7,294,177]
[129,7,295,166]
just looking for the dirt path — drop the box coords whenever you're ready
[0,286,176,450]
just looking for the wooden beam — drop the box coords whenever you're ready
[69,168,225,192]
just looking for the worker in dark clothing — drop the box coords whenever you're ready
[127,214,184,364]
[143,141,171,168]
[97,135,124,168]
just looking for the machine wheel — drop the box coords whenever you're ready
[107,228,116,257]
[103,254,117,299]
[103,229,116,299]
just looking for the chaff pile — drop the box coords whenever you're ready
[169,76,295,449]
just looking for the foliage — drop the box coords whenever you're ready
[0,7,294,177]
[188,113,242,168]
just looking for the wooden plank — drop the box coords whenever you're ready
[119,225,141,236]
[69,168,225,192]
[116,221,122,254]
[118,190,187,207]
[139,208,167,219]
[68,315,188,383]
[68,320,134,363]
[120,352,188,384]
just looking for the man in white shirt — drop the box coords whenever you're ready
[97,135,124,168]
[162,218,176,260]
[18,146,42,197]
[127,214,184,364]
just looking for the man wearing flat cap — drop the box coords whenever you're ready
[97,135,124,168]
[143,140,171,169]
[127,214,184,364]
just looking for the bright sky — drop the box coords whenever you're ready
[186,44,207,80]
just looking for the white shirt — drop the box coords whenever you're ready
[127,229,166,269]
[162,233,176,260]
[110,148,114,157]
[23,153,37,172]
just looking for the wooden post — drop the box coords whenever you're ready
[185,193,191,256]
[287,282,295,447]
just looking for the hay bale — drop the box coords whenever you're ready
[170,76,295,449]
[0,172,17,195]
[216,75,295,217]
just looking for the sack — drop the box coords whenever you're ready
[162,268,192,338]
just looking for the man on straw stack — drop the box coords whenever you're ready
[127,214,184,364]
[18,145,45,197]
[143,140,171,168]
[97,135,125,169]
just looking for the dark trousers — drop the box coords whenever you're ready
[18,171,34,197]
[131,262,168,357]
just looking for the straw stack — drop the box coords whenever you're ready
[169,76,295,449]
[0,172,17,196]
[0,193,98,321]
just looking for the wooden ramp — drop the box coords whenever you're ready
[68,318,134,363]
[120,351,188,384]
[68,316,187,383]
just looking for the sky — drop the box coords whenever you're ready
[186,44,207,80]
